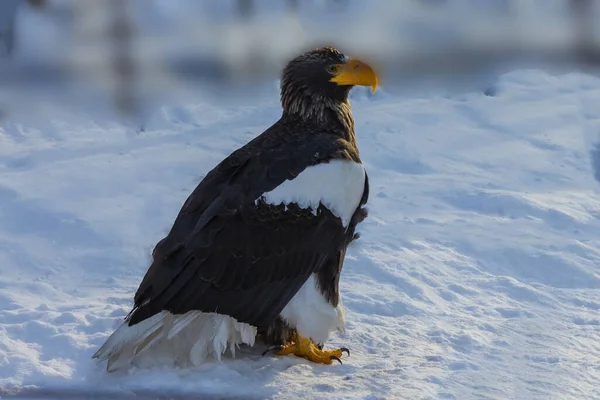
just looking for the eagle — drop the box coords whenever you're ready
[93,46,378,372]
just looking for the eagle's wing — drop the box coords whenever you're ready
[127,131,362,329]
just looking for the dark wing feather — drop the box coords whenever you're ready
[127,126,361,329]
[259,172,369,345]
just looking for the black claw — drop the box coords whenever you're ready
[341,347,350,357]
[262,345,284,356]
[329,356,343,365]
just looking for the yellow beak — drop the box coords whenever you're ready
[329,59,379,93]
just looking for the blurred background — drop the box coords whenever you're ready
[0,0,599,125]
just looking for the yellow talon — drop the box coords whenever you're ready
[264,333,349,365]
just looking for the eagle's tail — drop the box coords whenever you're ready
[92,311,167,372]
[92,310,258,372]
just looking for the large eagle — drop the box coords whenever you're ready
[93,46,378,372]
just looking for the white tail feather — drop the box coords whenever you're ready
[132,325,164,356]
[93,311,257,372]
[93,312,165,361]
[167,310,200,340]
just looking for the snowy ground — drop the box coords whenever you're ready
[2,4,600,397]
[2,65,600,399]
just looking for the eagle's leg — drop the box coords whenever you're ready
[264,333,349,365]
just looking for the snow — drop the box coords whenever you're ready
[2,2,600,400]
[3,67,600,400]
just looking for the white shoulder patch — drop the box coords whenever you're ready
[259,159,366,227]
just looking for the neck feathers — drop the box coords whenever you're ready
[280,88,356,143]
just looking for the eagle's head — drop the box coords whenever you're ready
[280,46,378,121]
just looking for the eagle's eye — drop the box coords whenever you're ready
[326,65,339,75]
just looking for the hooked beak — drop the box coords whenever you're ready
[329,58,378,93]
